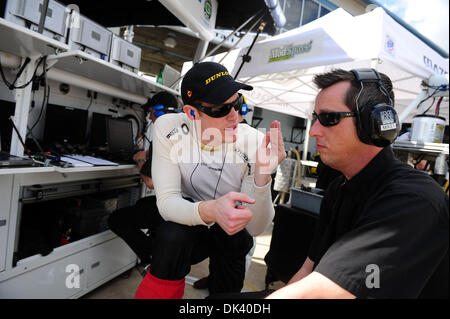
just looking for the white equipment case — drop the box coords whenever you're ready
[109,34,141,73]
[67,11,112,60]
[4,0,68,43]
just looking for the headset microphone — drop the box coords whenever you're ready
[240,95,249,115]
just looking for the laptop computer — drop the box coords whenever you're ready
[105,118,136,164]
[0,151,34,167]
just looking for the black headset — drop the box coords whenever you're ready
[143,91,179,118]
[153,104,177,118]
[350,68,400,147]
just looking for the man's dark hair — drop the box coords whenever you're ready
[313,69,395,112]
[142,91,179,113]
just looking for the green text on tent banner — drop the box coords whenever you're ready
[269,55,292,62]
[268,40,313,63]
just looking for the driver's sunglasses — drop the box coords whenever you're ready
[191,93,244,118]
[312,111,356,127]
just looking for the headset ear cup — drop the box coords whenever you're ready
[153,104,166,118]
[351,68,398,147]
[240,103,248,115]
[356,104,372,145]
[357,104,399,147]
[370,104,400,147]
[240,95,249,115]
[154,111,165,118]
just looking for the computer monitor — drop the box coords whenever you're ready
[43,104,88,146]
[89,112,111,148]
[106,117,134,154]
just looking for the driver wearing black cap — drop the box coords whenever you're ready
[134,62,286,299]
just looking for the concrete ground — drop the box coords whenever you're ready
[82,223,286,299]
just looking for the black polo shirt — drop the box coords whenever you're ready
[308,147,449,298]
[140,142,153,177]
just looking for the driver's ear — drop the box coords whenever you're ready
[184,105,197,120]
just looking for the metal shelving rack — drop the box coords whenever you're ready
[0,15,176,298]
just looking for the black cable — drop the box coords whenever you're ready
[234,13,268,79]
[27,65,49,138]
[140,120,152,145]
[415,87,441,116]
[190,120,206,201]
[0,55,46,90]
[417,86,441,108]
[189,119,229,200]
[167,8,267,89]
[213,146,228,199]
[11,57,31,88]
[28,84,49,137]
[414,153,425,164]
[8,116,31,156]
[142,132,152,144]
[435,97,443,116]
[86,94,94,111]
[422,97,436,115]
[0,56,26,89]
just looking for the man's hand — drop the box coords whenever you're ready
[255,121,286,186]
[141,175,154,189]
[133,150,148,162]
[265,271,356,299]
[133,150,148,170]
[198,192,256,235]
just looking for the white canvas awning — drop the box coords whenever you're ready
[184,8,449,123]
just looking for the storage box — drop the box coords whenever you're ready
[290,187,323,214]
[67,11,112,60]
[4,0,68,43]
[83,195,118,214]
[109,34,141,73]
[70,207,110,239]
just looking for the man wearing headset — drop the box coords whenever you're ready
[266,69,448,299]
[134,61,286,299]
[108,91,179,268]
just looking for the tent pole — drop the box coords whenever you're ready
[370,58,379,69]
[167,8,266,88]
[233,21,266,79]
[301,118,312,178]
[203,8,266,62]
[303,118,312,161]
[194,40,209,63]
[219,12,268,65]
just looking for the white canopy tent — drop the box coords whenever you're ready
[183,7,449,124]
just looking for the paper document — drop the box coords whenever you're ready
[60,156,94,167]
[63,155,119,166]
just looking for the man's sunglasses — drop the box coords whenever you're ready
[312,111,356,127]
[191,93,244,118]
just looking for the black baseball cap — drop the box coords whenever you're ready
[181,62,253,105]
